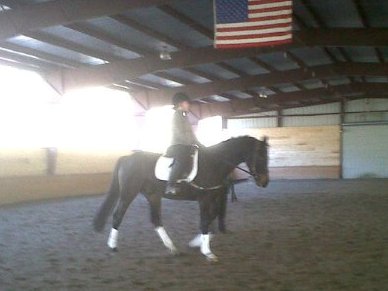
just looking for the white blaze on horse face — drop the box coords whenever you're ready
[201,234,218,262]
[155,227,178,254]
[107,228,118,249]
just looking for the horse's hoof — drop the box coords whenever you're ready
[206,254,218,263]
[109,247,118,252]
[169,248,180,256]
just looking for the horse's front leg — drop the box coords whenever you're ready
[194,195,219,262]
[144,192,179,255]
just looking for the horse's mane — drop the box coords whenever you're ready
[207,136,257,151]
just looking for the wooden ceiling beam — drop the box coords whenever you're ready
[375,48,385,63]
[158,5,213,39]
[184,68,216,81]
[298,28,388,46]
[65,23,148,56]
[240,94,388,117]
[43,29,388,91]
[131,63,388,105]
[0,0,180,41]
[111,15,186,51]
[216,63,247,77]
[248,57,274,72]
[26,31,121,63]
[193,82,388,118]
[0,42,79,68]
[353,0,385,64]
[57,44,289,91]
[0,49,55,71]
[353,0,369,27]
[299,0,326,27]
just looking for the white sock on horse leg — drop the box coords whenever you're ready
[200,234,212,255]
[190,233,214,248]
[189,234,202,248]
[155,226,178,253]
[107,228,118,249]
[201,234,218,261]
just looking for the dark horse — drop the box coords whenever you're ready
[93,136,269,261]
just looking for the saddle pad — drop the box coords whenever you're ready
[155,150,199,182]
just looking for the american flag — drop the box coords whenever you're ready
[214,0,293,49]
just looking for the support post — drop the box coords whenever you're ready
[221,117,228,129]
[339,98,346,179]
[277,109,283,127]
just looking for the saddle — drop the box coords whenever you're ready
[155,149,199,183]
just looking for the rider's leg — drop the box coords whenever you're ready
[166,145,191,195]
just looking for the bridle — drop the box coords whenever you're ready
[189,141,266,191]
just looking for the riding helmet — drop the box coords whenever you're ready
[172,92,191,108]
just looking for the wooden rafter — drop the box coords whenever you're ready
[191,82,388,119]
[131,63,388,106]
[43,29,388,92]
[158,5,213,39]
[0,0,180,41]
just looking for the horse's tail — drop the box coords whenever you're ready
[93,158,122,232]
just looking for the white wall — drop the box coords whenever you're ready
[282,103,340,127]
[228,111,278,129]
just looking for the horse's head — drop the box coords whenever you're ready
[246,136,269,188]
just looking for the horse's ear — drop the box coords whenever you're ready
[262,136,268,145]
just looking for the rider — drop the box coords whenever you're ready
[165,92,201,195]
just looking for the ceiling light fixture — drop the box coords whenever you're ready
[159,46,172,61]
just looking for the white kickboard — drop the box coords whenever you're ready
[155,151,198,182]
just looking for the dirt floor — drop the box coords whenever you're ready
[1,179,387,291]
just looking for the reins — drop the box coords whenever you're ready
[188,145,260,191]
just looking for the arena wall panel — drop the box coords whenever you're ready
[0,173,111,206]
[0,148,46,177]
[227,126,341,179]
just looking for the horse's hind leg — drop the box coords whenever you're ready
[107,195,135,251]
[145,193,178,255]
[107,174,141,251]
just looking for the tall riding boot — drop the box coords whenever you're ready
[165,160,184,195]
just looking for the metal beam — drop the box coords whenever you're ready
[58,44,291,91]
[192,83,388,118]
[228,109,388,119]
[131,81,388,119]
[133,63,388,102]
[298,28,388,47]
[111,15,185,51]
[158,5,213,39]
[49,29,388,91]
[0,42,79,68]
[0,0,179,41]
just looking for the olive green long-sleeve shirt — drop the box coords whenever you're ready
[170,109,199,146]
